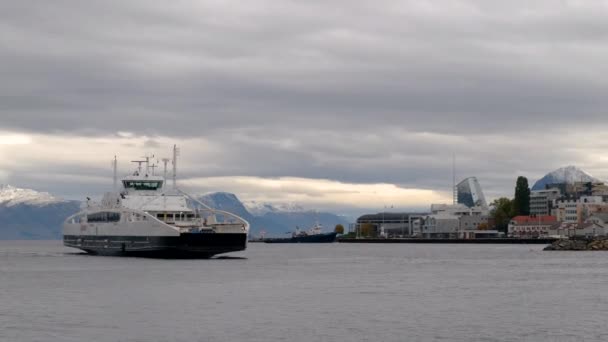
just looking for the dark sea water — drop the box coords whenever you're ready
[2,241,608,342]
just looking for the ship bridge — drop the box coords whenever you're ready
[121,175,165,192]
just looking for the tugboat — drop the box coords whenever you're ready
[264,223,337,243]
[63,145,249,258]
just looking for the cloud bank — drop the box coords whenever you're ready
[2,1,608,214]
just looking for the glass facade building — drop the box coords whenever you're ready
[456,177,488,209]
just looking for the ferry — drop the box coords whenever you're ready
[63,145,249,258]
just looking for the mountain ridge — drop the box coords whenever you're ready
[532,165,603,191]
[243,200,305,216]
[0,184,68,207]
[0,185,81,239]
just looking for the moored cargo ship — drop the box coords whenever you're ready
[264,224,337,243]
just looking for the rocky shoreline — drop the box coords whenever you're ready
[544,237,608,251]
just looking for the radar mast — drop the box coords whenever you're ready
[172,145,180,189]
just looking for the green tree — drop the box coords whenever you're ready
[513,176,531,216]
[334,224,345,235]
[490,197,513,233]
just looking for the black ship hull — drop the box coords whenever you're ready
[264,232,338,243]
[64,233,247,258]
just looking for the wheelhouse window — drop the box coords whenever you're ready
[87,212,121,222]
[122,180,163,190]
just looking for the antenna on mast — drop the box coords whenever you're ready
[112,156,118,190]
[452,152,457,205]
[172,145,180,189]
[141,154,155,175]
[162,158,170,180]
[130,160,145,175]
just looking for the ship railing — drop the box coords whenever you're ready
[196,208,248,227]
[177,189,250,232]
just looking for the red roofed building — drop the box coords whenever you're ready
[508,215,557,238]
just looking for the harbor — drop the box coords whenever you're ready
[5,1,608,341]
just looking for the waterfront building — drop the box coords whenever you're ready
[353,204,498,239]
[553,199,578,223]
[530,188,561,216]
[546,221,607,238]
[456,177,488,209]
[353,212,427,237]
[508,215,557,238]
[585,213,608,227]
[553,196,605,224]
[577,202,608,224]
[420,204,497,238]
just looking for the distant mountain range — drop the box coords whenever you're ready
[532,166,603,191]
[243,200,305,215]
[198,192,350,238]
[0,185,81,239]
[0,185,349,239]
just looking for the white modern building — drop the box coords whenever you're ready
[530,188,561,216]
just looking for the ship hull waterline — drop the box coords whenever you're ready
[64,233,248,258]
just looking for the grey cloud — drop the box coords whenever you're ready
[2,0,608,206]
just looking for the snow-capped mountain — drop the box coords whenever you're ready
[243,200,305,216]
[532,166,603,191]
[0,185,80,239]
[0,184,66,207]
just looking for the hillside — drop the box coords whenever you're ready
[0,185,81,239]
[532,166,602,191]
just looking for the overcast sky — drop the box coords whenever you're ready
[2,0,608,215]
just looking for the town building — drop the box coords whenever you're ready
[570,182,608,198]
[546,221,607,238]
[530,188,561,216]
[353,212,427,238]
[577,202,608,224]
[508,215,557,238]
[553,196,605,224]
[553,199,578,223]
[420,204,497,239]
[585,213,608,227]
[543,182,608,199]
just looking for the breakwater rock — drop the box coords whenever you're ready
[544,237,608,251]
